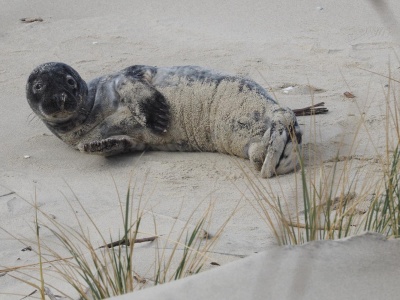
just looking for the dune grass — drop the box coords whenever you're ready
[364,146,400,236]
[1,179,233,300]
[4,63,400,298]
[244,67,400,245]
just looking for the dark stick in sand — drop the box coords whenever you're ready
[99,236,158,249]
[20,17,43,23]
[293,102,328,116]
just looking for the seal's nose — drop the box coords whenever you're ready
[53,92,67,110]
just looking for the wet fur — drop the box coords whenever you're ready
[26,63,302,178]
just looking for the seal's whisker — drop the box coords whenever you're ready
[27,112,38,124]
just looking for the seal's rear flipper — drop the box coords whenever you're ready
[260,126,287,178]
[248,129,270,171]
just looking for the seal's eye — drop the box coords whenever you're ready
[33,83,43,91]
[67,77,76,87]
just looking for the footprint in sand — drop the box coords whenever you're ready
[6,197,30,215]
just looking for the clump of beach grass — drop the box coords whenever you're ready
[243,66,400,245]
[1,178,233,300]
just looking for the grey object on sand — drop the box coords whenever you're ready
[26,63,302,178]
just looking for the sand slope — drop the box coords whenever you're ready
[116,233,400,300]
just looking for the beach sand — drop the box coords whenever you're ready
[1,0,400,299]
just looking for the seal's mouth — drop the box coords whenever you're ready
[39,92,81,122]
[56,92,67,110]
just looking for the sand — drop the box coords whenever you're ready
[1,0,400,299]
[118,233,400,300]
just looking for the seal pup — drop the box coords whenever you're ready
[26,63,302,178]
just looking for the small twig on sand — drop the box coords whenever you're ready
[0,192,15,198]
[133,274,147,284]
[298,192,357,214]
[20,17,43,23]
[98,236,157,249]
[293,102,328,116]
[20,290,37,300]
[289,192,359,230]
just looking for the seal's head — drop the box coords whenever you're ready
[26,62,88,123]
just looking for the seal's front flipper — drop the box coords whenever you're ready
[116,77,170,135]
[79,136,145,156]
[139,89,170,134]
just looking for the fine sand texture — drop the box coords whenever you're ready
[1,0,400,299]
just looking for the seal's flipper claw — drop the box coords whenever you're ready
[79,137,143,156]
[140,90,170,134]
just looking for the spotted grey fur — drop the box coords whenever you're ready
[26,63,302,178]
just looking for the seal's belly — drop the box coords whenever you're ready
[70,80,276,159]
[155,79,276,157]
